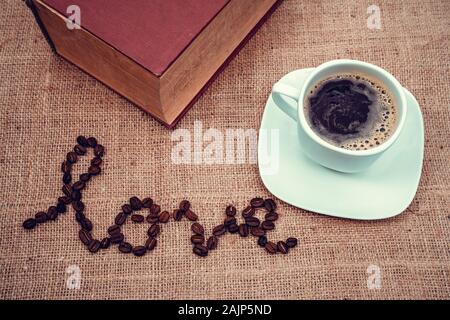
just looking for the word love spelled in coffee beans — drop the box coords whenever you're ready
[22,136,299,258]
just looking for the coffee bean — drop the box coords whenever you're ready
[62,172,72,184]
[47,212,59,221]
[250,197,265,208]
[191,234,205,245]
[88,240,101,253]
[118,242,132,254]
[88,165,101,176]
[213,224,226,236]
[76,135,89,147]
[145,237,157,251]
[56,201,67,213]
[224,216,236,227]
[61,161,71,173]
[158,211,170,223]
[71,190,82,201]
[264,212,278,222]
[185,210,198,221]
[107,224,121,235]
[142,197,153,208]
[265,241,277,254]
[264,199,277,212]
[79,173,91,182]
[66,152,78,164]
[146,213,159,224]
[242,206,255,218]
[191,222,205,235]
[225,205,237,217]
[228,223,239,234]
[179,200,190,212]
[115,212,127,226]
[94,144,105,157]
[100,237,110,249]
[244,216,260,227]
[131,214,144,223]
[74,144,87,156]
[261,220,275,231]
[81,218,93,232]
[257,235,267,247]
[238,224,249,237]
[72,200,85,212]
[35,212,47,223]
[47,206,58,220]
[147,224,160,237]
[206,236,218,250]
[129,197,142,210]
[90,157,102,166]
[79,229,92,246]
[23,218,37,230]
[250,227,265,237]
[150,203,161,215]
[72,181,85,191]
[285,237,298,248]
[75,211,85,223]
[122,204,133,215]
[277,241,288,254]
[173,209,184,221]
[133,246,147,257]
[56,202,66,213]
[110,232,124,244]
[193,244,208,257]
[87,137,97,148]
[62,184,72,197]
[58,196,72,205]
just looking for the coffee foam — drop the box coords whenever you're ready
[304,73,397,151]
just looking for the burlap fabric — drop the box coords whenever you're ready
[0,0,449,300]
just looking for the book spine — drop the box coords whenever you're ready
[24,0,57,53]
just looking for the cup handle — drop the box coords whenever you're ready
[271,68,314,121]
[272,83,301,121]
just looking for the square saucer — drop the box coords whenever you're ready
[258,69,424,220]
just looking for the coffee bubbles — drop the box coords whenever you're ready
[304,74,397,151]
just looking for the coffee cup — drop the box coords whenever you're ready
[271,59,407,173]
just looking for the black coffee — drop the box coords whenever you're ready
[305,74,397,150]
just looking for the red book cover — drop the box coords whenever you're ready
[43,0,231,76]
[30,0,283,127]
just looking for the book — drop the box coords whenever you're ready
[26,0,282,128]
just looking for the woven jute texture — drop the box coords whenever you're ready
[0,0,449,300]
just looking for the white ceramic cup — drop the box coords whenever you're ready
[272,59,407,173]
